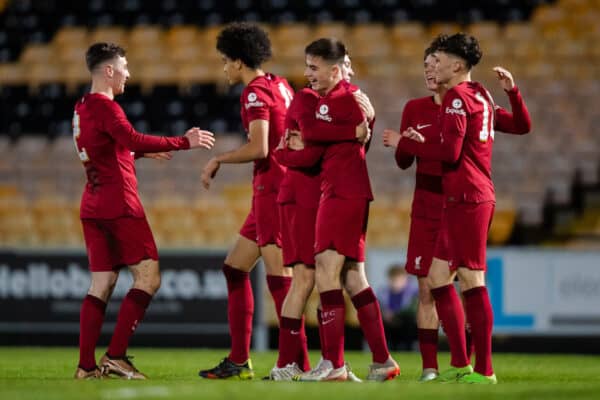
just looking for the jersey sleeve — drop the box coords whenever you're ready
[102,101,190,152]
[494,86,532,135]
[438,90,468,163]
[299,93,362,143]
[394,101,416,169]
[274,145,324,168]
[243,85,272,123]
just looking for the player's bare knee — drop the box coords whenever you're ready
[457,268,485,291]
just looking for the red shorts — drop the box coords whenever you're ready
[81,216,158,272]
[314,196,369,262]
[405,216,443,277]
[435,201,495,271]
[279,203,318,267]
[239,193,281,247]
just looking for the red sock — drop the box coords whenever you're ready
[463,287,494,376]
[222,264,254,364]
[277,317,302,368]
[320,290,345,369]
[431,285,469,368]
[107,288,152,358]
[465,325,475,361]
[297,317,311,371]
[266,275,292,321]
[351,287,390,363]
[418,328,439,371]
[78,294,107,370]
[317,308,325,358]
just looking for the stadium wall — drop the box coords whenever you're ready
[1,248,600,350]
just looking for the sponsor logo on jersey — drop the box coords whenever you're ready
[247,92,257,102]
[316,104,332,122]
[452,98,462,109]
[415,256,422,270]
[416,123,431,130]
[445,107,466,116]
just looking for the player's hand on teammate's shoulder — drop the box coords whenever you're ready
[185,127,216,150]
[402,127,425,143]
[382,129,401,148]
[353,90,375,122]
[143,152,173,161]
[356,120,371,144]
[201,157,220,190]
[493,66,515,91]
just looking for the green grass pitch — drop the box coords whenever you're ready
[1,348,599,399]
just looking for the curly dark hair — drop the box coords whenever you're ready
[85,42,126,72]
[216,22,272,69]
[305,38,347,65]
[430,33,483,69]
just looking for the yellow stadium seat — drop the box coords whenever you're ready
[89,27,128,47]
[137,63,177,92]
[312,22,347,41]
[19,44,53,65]
[52,27,89,47]
[129,25,164,46]
[56,42,89,64]
[468,21,500,40]
[177,62,221,86]
[0,63,25,85]
[428,22,462,37]
[165,25,199,46]
[503,22,540,42]
[27,62,63,88]
[390,22,426,41]
[168,43,205,64]
[273,23,310,44]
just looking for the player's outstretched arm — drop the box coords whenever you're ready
[493,66,532,135]
[184,127,216,149]
[200,119,269,189]
[137,152,173,160]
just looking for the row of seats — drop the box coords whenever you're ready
[0,1,546,64]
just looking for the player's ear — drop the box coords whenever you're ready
[104,63,114,79]
[331,64,340,80]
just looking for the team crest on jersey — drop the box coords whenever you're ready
[446,97,466,116]
[316,104,332,122]
[414,256,422,270]
[245,91,265,109]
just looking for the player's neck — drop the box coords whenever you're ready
[446,71,471,89]
[433,90,445,105]
[242,68,265,85]
[90,81,114,100]
[322,77,342,95]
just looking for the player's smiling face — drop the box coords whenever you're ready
[433,51,459,85]
[424,54,439,92]
[220,54,242,85]
[109,55,129,95]
[304,54,339,94]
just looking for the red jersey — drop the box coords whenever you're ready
[299,80,373,200]
[439,81,497,203]
[74,93,190,219]
[240,73,293,195]
[396,96,444,219]
[274,88,323,208]
[395,86,531,213]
